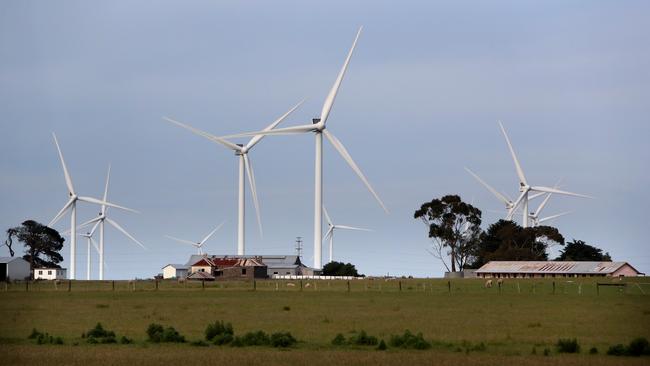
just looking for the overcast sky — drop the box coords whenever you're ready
[1,1,648,278]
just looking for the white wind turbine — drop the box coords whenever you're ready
[165,222,225,255]
[77,165,144,280]
[464,167,544,214]
[221,27,389,269]
[323,207,371,263]
[527,192,572,227]
[498,121,592,227]
[163,100,304,255]
[79,231,99,281]
[48,134,137,280]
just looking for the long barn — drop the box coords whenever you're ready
[475,261,642,279]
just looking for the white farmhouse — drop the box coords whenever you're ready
[33,268,67,280]
[162,264,189,279]
[0,257,31,281]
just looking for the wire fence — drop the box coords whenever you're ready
[1,278,649,295]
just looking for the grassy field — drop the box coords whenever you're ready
[1,278,649,365]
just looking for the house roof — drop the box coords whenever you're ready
[162,264,189,270]
[185,254,307,269]
[34,267,66,270]
[0,257,28,264]
[187,271,215,280]
[476,261,638,275]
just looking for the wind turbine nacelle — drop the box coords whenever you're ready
[235,143,244,156]
[312,118,321,124]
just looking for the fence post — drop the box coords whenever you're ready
[68,280,72,292]
[202,280,205,290]
[275,282,279,291]
[155,280,159,291]
[398,281,402,292]
[498,281,501,294]
[347,280,351,293]
[253,280,256,291]
[4,282,7,292]
[552,281,555,294]
[112,281,115,291]
[517,282,521,294]
[447,281,451,293]
[597,283,599,295]
[25,281,29,292]
[300,280,303,291]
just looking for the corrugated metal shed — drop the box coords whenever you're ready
[476,261,632,274]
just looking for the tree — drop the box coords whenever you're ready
[556,240,611,261]
[414,195,482,272]
[321,261,361,277]
[469,220,564,268]
[5,220,65,270]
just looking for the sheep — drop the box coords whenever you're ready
[485,279,493,288]
[286,282,296,287]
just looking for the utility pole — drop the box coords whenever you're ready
[295,237,303,258]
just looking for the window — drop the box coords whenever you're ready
[286,272,290,275]
[38,270,43,275]
[242,268,247,275]
[48,271,52,275]
[273,272,278,275]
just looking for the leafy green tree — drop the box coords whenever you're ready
[413,195,482,272]
[469,220,564,268]
[5,220,64,270]
[556,239,611,261]
[322,261,361,276]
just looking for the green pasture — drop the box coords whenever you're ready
[1,278,649,365]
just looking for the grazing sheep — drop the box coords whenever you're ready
[286,283,296,287]
[177,278,186,284]
[305,283,311,288]
[485,280,493,288]
[497,279,504,286]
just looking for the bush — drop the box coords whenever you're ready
[28,329,42,339]
[389,330,431,350]
[282,306,291,311]
[349,330,378,346]
[119,336,133,344]
[240,330,270,346]
[146,323,185,343]
[556,338,580,353]
[543,348,550,356]
[205,321,234,342]
[270,332,297,348]
[377,339,387,351]
[212,333,234,346]
[607,344,627,356]
[87,323,115,338]
[589,347,598,354]
[627,337,650,356]
[331,333,346,346]
[33,332,64,345]
[190,340,210,347]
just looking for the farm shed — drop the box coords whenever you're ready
[215,258,268,280]
[33,268,67,280]
[185,254,312,277]
[0,257,31,281]
[162,264,188,279]
[475,261,642,279]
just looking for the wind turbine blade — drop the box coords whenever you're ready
[106,218,146,250]
[164,235,198,246]
[243,154,263,238]
[323,130,388,213]
[89,237,100,254]
[199,221,226,245]
[529,186,593,199]
[89,220,101,237]
[534,193,553,217]
[102,164,111,215]
[77,197,139,213]
[322,206,333,227]
[335,225,372,232]
[538,211,572,223]
[320,27,362,125]
[163,117,242,151]
[52,133,75,195]
[245,99,306,150]
[528,192,546,200]
[498,121,527,186]
[78,217,102,231]
[48,197,75,227]
[464,167,510,205]
[220,124,316,139]
[323,226,334,241]
[506,191,527,220]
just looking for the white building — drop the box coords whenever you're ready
[33,268,67,280]
[162,264,189,279]
[0,257,31,281]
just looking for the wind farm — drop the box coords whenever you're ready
[1,2,649,366]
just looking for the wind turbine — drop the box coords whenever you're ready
[80,231,99,281]
[323,207,371,263]
[165,221,225,255]
[77,165,144,280]
[530,211,572,227]
[221,27,389,269]
[163,100,303,255]
[48,134,136,280]
[498,121,591,227]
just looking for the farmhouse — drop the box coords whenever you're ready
[33,268,67,280]
[161,264,189,279]
[185,254,313,277]
[476,261,642,278]
[0,257,30,281]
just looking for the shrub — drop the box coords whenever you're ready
[589,347,598,354]
[190,340,210,347]
[270,332,297,348]
[33,332,64,345]
[283,306,291,311]
[389,330,431,350]
[377,339,387,351]
[205,321,234,342]
[240,330,270,346]
[627,337,650,356]
[607,344,627,356]
[28,329,42,339]
[349,330,378,346]
[119,336,133,344]
[556,338,580,353]
[87,323,115,338]
[146,323,185,343]
[331,333,346,346]
[212,333,234,346]
[543,348,550,356]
